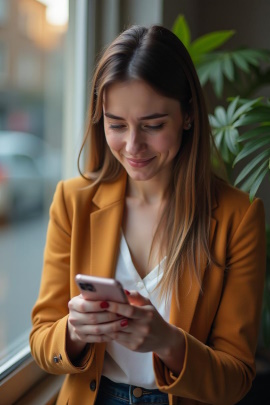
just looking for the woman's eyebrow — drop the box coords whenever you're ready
[139,113,168,120]
[104,112,123,120]
[104,112,168,120]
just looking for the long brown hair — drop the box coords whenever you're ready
[78,25,215,303]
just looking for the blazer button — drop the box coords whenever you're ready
[53,354,62,363]
[90,380,96,391]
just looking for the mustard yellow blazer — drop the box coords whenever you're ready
[30,172,266,405]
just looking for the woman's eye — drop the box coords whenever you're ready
[109,124,126,130]
[108,123,164,131]
[144,123,164,130]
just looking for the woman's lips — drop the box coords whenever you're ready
[125,156,155,168]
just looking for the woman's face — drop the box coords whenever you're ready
[103,80,189,182]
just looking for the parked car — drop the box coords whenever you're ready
[0,131,62,221]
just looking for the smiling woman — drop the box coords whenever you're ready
[29,24,266,405]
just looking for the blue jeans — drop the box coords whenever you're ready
[95,376,169,404]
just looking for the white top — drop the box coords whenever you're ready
[102,231,171,389]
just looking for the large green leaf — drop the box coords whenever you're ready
[172,14,235,67]
[197,63,216,86]
[214,106,228,126]
[214,131,224,149]
[232,52,251,72]
[231,98,260,121]
[226,96,240,122]
[233,136,270,165]
[196,49,270,97]
[172,14,270,102]
[220,137,232,163]
[211,126,239,164]
[225,128,239,154]
[234,149,270,185]
[190,31,235,62]
[240,161,268,192]
[249,167,269,201]
[237,109,270,125]
[238,126,270,141]
[212,97,270,199]
[210,62,224,98]
[223,55,235,81]
[235,49,270,66]
[172,15,191,49]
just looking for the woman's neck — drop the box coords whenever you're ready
[126,176,170,205]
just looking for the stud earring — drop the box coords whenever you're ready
[186,122,192,130]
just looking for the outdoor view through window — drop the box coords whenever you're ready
[0,0,68,376]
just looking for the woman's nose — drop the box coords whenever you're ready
[125,129,144,154]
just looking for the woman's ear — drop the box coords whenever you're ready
[183,118,192,130]
[183,98,194,130]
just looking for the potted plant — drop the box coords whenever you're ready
[173,15,270,403]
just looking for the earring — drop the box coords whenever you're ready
[185,122,192,130]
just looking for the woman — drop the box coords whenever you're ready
[30,25,266,405]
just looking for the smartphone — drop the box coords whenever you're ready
[75,274,128,303]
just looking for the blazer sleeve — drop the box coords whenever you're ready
[29,181,95,375]
[154,198,266,405]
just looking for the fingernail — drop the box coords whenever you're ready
[124,290,130,295]
[100,301,109,309]
[120,319,128,327]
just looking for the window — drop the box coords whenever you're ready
[0,0,9,26]
[0,42,8,85]
[0,0,68,385]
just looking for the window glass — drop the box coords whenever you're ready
[0,0,68,376]
[0,41,8,86]
[0,0,9,26]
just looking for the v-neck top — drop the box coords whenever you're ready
[102,231,171,389]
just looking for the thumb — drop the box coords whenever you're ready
[125,290,151,306]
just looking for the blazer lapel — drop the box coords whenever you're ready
[90,172,127,278]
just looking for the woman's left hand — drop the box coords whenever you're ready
[106,291,186,375]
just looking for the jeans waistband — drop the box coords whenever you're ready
[96,375,169,404]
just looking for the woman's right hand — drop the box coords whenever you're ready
[67,294,124,343]
[66,294,125,363]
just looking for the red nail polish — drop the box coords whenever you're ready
[124,289,130,295]
[100,301,109,309]
[120,319,128,327]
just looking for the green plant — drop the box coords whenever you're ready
[209,97,270,200]
[173,14,270,348]
[173,15,270,99]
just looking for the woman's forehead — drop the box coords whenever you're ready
[103,79,181,113]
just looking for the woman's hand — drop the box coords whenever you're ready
[105,291,186,376]
[66,294,128,362]
[67,294,125,344]
[66,291,186,375]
